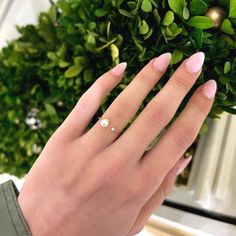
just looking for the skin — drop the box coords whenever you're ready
[18,53,215,236]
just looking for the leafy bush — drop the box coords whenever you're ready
[0,0,236,176]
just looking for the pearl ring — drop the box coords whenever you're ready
[99,118,119,134]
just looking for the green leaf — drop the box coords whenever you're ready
[110,44,119,62]
[183,7,190,20]
[171,49,183,65]
[59,61,70,68]
[188,16,214,29]
[167,23,183,38]
[228,83,236,94]
[44,103,56,116]
[139,20,149,34]
[219,76,229,84]
[127,1,137,9]
[65,65,83,78]
[189,0,208,16]
[224,61,231,74]
[118,9,134,18]
[86,34,96,45]
[153,9,161,24]
[168,0,186,16]
[83,69,93,83]
[144,28,153,40]
[192,29,203,49]
[162,11,175,26]
[141,0,152,12]
[74,57,88,66]
[95,9,109,17]
[220,19,235,35]
[229,0,236,18]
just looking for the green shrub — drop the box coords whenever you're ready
[0,0,236,176]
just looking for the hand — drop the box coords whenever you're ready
[18,52,216,236]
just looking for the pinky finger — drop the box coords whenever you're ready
[55,63,127,140]
[128,156,191,236]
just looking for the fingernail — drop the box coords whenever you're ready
[153,53,172,72]
[185,52,205,74]
[111,62,127,77]
[201,80,217,99]
[176,156,192,175]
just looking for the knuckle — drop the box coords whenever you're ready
[146,104,172,127]
[96,79,109,94]
[125,183,144,199]
[123,176,145,201]
[136,69,156,87]
[129,225,145,236]
[138,68,153,80]
[192,96,208,116]
[172,125,197,151]
[159,183,170,200]
[113,99,131,119]
[172,74,191,91]
[140,204,151,219]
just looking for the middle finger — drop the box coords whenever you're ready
[114,52,205,160]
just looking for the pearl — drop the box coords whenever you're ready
[100,118,109,127]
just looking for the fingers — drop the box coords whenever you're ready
[116,52,205,160]
[54,63,127,140]
[139,80,217,193]
[84,53,172,150]
[128,157,191,236]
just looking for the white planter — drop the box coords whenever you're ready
[167,112,236,218]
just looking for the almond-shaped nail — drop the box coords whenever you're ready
[111,62,127,77]
[201,80,217,99]
[176,156,192,175]
[185,52,205,74]
[153,53,172,72]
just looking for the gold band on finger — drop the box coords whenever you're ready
[111,127,119,134]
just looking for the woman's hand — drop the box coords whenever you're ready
[18,52,216,236]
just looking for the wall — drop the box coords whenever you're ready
[0,0,50,48]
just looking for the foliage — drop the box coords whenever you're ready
[0,0,236,176]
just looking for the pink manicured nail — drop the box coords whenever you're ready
[111,62,127,77]
[201,80,217,99]
[185,52,205,74]
[176,156,192,175]
[153,53,172,72]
